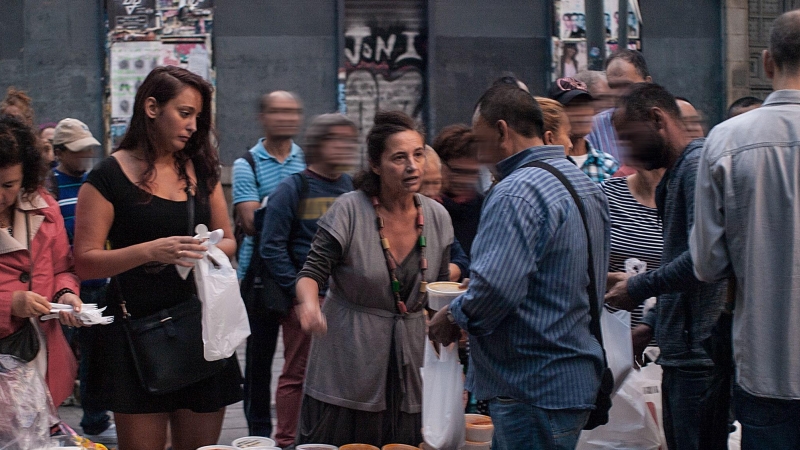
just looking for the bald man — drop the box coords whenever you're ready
[232,90,306,438]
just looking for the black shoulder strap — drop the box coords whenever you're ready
[519,160,604,348]
[242,150,258,189]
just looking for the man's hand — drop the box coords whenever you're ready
[632,324,654,368]
[605,275,638,311]
[429,305,462,346]
[606,271,629,291]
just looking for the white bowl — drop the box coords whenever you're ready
[232,437,277,448]
[426,282,466,310]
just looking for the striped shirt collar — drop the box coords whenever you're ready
[254,138,302,163]
[495,145,566,181]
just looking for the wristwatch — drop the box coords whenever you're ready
[445,309,456,325]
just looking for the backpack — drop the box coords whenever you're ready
[241,172,309,317]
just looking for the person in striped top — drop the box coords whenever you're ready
[52,118,117,444]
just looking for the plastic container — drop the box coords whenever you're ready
[197,446,237,450]
[382,445,419,450]
[426,282,466,311]
[232,437,277,448]
[465,413,494,443]
[463,440,491,450]
[340,445,380,450]
[296,445,339,450]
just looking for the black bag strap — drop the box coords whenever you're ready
[518,160,604,348]
[242,150,259,189]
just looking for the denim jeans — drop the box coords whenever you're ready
[488,397,589,450]
[733,384,800,450]
[243,307,282,436]
[77,284,112,435]
[661,364,730,450]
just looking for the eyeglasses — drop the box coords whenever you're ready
[555,77,588,92]
[325,135,359,145]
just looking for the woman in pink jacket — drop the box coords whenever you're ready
[0,114,83,407]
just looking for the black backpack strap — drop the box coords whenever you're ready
[242,150,259,189]
[519,160,604,348]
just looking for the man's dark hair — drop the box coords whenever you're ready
[475,85,544,139]
[605,49,650,79]
[614,83,681,124]
[727,96,763,118]
[769,10,800,73]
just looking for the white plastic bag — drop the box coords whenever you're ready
[639,362,668,449]
[0,355,59,450]
[190,225,251,361]
[577,368,663,450]
[601,306,633,392]
[421,340,466,450]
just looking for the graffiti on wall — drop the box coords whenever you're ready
[341,23,426,164]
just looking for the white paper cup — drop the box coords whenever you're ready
[232,437,277,448]
[426,281,466,311]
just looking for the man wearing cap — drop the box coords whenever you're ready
[52,118,117,445]
[549,77,619,183]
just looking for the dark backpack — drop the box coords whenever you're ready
[241,172,309,317]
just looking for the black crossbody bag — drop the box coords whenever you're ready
[117,187,225,394]
[0,213,41,362]
[520,160,613,430]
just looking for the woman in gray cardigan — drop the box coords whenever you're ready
[294,111,453,447]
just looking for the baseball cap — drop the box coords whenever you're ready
[52,118,101,152]
[548,77,593,106]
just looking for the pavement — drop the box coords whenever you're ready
[58,337,283,447]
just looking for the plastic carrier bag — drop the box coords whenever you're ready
[577,366,663,450]
[421,340,466,450]
[180,225,251,361]
[0,355,59,450]
[601,306,633,392]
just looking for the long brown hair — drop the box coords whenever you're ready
[117,66,220,195]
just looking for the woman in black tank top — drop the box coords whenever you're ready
[73,66,241,450]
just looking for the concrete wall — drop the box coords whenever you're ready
[214,1,339,165]
[428,0,552,136]
[640,0,725,126]
[0,0,104,139]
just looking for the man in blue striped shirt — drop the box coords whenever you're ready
[232,90,306,437]
[431,85,610,450]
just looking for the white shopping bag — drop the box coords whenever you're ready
[601,306,633,392]
[577,368,663,450]
[421,340,466,450]
[189,225,251,361]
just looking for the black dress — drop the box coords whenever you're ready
[83,156,242,414]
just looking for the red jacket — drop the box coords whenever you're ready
[0,189,79,406]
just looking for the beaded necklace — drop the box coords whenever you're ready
[371,194,428,315]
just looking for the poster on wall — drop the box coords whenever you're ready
[159,0,214,39]
[110,41,161,120]
[109,40,211,148]
[557,0,641,40]
[553,40,589,78]
[108,0,157,33]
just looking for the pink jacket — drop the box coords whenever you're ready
[0,188,79,406]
